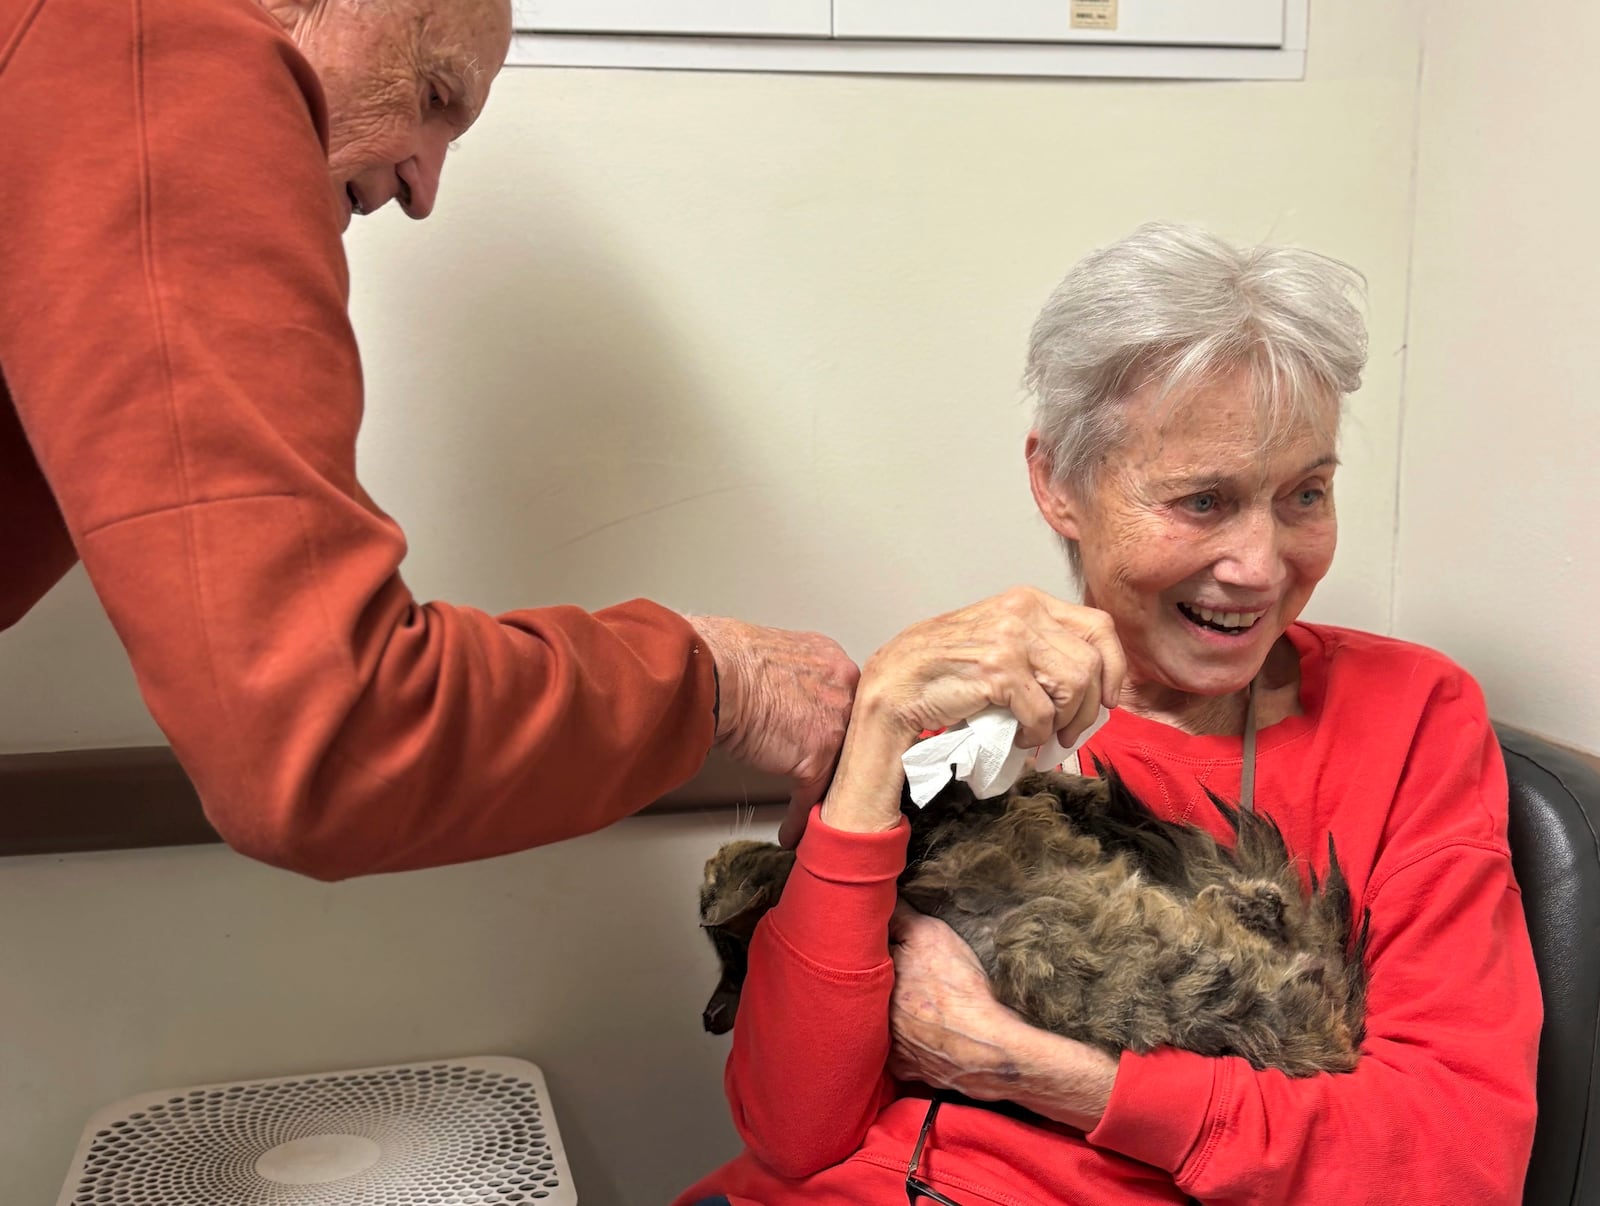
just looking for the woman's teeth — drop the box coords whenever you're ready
[1179,603,1261,632]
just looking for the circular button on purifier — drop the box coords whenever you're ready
[255,1134,384,1185]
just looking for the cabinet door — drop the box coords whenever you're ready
[514,0,832,38]
[833,0,1284,47]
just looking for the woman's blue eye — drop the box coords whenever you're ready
[1298,488,1325,507]
[1187,493,1219,514]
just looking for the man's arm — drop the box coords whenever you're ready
[0,0,851,877]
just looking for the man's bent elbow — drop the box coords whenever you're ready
[200,781,378,882]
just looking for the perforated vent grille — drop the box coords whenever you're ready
[59,1058,576,1206]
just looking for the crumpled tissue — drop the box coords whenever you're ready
[901,705,1111,808]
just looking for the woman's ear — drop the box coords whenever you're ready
[1025,433,1084,541]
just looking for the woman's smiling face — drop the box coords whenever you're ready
[1030,363,1339,701]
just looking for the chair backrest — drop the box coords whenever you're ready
[1497,726,1600,1205]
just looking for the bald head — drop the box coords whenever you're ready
[262,0,514,228]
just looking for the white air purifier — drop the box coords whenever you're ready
[55,1055,578,1205]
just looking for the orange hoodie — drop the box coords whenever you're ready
[0,0,715,879]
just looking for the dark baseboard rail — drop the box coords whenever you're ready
[0,745,790,859]
[2,729,1594,861]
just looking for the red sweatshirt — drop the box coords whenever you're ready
[677,624,1540,1205]
[0,0,716,879]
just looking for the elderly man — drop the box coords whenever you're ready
[0,0,855,878]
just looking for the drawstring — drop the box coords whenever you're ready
[1240,672,1262,813]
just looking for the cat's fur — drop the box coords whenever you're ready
[698,765,1370,1077]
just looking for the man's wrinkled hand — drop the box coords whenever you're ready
[690,615,859,847]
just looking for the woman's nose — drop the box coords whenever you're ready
[1215,508,1285,591]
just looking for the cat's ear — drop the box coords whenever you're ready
[701,885,772,942]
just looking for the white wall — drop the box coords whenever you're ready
[0,810,763,1205]
[1395,0,1600,754]
[3,2,1479,1202]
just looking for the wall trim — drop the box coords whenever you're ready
[0,745,789,859]
[4,729,1593,860]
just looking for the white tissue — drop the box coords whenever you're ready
[901,705,1111,807]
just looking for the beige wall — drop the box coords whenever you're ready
[23,1,1573,1201]
[1396,0,1600,754]
[0,810,760,1205]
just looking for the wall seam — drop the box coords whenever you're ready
[1388,5,1431,636]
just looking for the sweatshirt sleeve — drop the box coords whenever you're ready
[723,808,910,1180]
[0,0,715,879]
[1085,676,1541,1204]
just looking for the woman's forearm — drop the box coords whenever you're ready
[910,1005,1118,1131]
[819,695,915,833]
[727,803,910,1176]
[994,1015,1118,1131]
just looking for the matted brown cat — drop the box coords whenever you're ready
[699,765,1370,1077]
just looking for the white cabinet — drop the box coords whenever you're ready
[833,0,1285,47]
[513,0,832,38]
[508,0,1307,81]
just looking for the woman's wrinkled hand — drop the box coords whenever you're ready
[858,586,1125,754]
[816,587,1125,835]
[888,903,1118,1129]
[887,902,1023,1097]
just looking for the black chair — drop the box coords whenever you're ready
[1497,727,1600,1205]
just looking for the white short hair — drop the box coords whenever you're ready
[1027,223,1369,499]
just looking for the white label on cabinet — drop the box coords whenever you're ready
[1071,0,1118,31]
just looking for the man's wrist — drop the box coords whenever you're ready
[687,614,742,745]
[710,657,722,737]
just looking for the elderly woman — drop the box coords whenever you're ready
[676,224,1541,1205]
[0,0,854,877]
